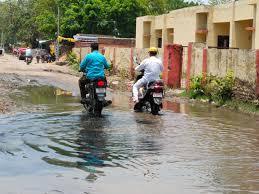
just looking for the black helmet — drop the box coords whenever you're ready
[91,43,99,51]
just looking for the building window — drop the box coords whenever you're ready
[235,19,253,49]
[143,21,151,48]
[196,13,208,43]
[214,22,230,48]
[217,36,229,48]
[167,28,174,44]
[158,38,162,48]
[155,29,162,48]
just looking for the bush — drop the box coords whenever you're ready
[67,52,80,71]
[189,75,204,99]
[206,70,234,104]
[189,70,234,105]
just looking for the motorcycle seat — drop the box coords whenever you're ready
[147,82,155,87]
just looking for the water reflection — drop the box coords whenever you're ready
[76,114,111,181]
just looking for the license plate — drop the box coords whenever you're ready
[96,88,106,94]
[153,93,163,98]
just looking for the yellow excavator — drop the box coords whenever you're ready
[49,36,76,56]
[57,36,76,43]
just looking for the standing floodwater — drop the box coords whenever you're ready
[0,86,259,194]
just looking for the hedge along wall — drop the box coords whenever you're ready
[187,43,257,101]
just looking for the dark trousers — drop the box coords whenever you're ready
[79,76,90,99]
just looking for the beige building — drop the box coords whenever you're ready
[136,0,259,49]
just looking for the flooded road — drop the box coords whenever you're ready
[1,86,259,194]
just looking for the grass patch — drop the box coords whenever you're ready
[225,100,259,115]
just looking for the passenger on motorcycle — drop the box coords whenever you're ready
[132,47,163,103]
[79,43,110,104]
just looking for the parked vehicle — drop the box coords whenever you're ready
[82,78,109,116]
[12,48,18,55]
[133,56,165,115]
[18,48,26,60]
[0,47,4,55]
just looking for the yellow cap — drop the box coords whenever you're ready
[149,47,158,53]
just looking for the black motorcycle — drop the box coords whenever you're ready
[134,77,164,115]
[83,78,110,116]
[133,57,165,115]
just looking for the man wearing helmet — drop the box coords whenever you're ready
[132,47,163,103]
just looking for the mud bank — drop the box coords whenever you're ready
[0,73,41,113]
[0,54,81,113]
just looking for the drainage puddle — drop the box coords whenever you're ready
[0,85,259,194]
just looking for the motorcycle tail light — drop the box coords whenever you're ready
[154,85,163,93]
[97,80,105,87]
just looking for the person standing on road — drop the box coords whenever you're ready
[35,49,41,63]
[79,43,110,104]
[25,47,32,62]
[132,47,163,103]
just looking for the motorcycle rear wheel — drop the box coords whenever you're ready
[151,102,160,115]
[93,100,103,117]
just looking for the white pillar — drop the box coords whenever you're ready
[252,4,256,49]
[254,4,259,49]
[230,0,236,48]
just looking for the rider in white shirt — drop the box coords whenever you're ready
[133,47,163,103]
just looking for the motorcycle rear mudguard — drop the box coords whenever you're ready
[97,95,105,101]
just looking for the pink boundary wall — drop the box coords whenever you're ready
[186,43,193,90]
[163,44,183,88]
[202,48,208,86]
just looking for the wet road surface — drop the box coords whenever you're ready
[1,86,259,194]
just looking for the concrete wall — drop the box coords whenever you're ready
[188,43,257,100]
[72,47,163,78]
[190,44,256,82]
[73,43,258,100]
[72,47,91,62]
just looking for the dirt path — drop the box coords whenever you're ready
[0,54,80,113]
[0,54,80,91]
[0,54,185,114]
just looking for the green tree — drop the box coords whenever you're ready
[0,0,199,45]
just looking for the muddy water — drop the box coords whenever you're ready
[1,86,259,194]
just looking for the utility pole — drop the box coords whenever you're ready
[56,6,60,62]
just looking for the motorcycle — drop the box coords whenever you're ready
[36,55,40,63]
[25,56,33,65]
[133,56,165,115]
[81,75,111,116]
